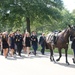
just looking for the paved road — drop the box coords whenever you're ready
[0,52,75,75]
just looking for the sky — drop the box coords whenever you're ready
[63,0,75,12]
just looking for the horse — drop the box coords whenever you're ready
[46,25,75,65]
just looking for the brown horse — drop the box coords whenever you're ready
[46,25,75,65]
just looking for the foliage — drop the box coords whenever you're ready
[0,0,64,33]
[0,0,75,34]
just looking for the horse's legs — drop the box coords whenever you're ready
[50,49,53,61]
[56,49,62,61]
[50,49,55,62]
[65,49,69,65]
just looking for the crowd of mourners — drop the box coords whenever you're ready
[0,30,46,58]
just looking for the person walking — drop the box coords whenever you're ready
[31,31,38,55]
[9,32,15,57]
[70,35,75,63]
[25,32,31,56]
[39,33,46,55]
[2,32,9,58]
[15,30,23,56]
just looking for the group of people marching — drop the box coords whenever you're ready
[0,30,46,58]
[0,29,75,64]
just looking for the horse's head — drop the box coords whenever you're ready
[68,25,75,36]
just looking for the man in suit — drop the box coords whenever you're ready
[39,33,46,55]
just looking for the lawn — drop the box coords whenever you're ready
[31,43,74,55]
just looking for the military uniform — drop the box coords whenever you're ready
[15,34,23,56]
[31,35,38,55]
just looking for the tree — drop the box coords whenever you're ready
[58,9,75,29]
[0,0,63,33]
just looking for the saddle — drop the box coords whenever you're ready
[53,35,57,44]
[53,31,59,45]
[46,31,60,45]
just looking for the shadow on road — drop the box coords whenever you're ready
[55,62,75,68]
[6,55,26,60]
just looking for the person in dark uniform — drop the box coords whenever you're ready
[31,31,38,55]
[15,30,23,56]
[70,35,75,63]
[2,32,9,58]
[39,33,46,55]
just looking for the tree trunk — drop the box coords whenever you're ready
[26,17,30,33]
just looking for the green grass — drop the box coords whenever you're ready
[31,44,73,55]
[53,48,73,55]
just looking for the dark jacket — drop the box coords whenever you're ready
[31,35,38,45]
[39,36,46,46]
[70,35,75,49]
[15,34,23,47]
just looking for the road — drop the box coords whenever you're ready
[0,51,75,75]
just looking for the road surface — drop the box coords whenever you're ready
[0,51,75,75]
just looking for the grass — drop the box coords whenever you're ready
[54,48,73,55]
[31,44,74,55]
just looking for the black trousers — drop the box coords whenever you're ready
[41,44,45,54]
[17,45,22,56]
